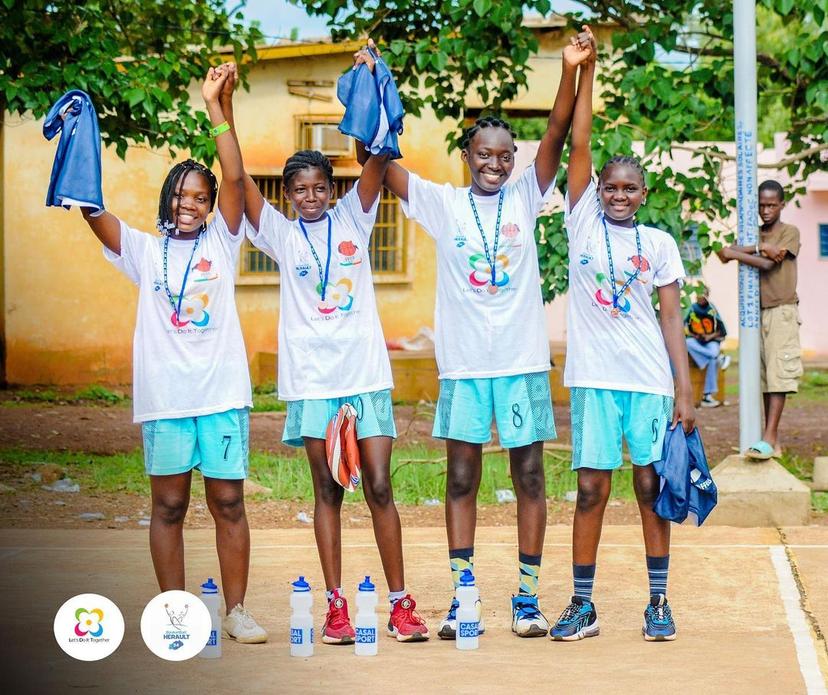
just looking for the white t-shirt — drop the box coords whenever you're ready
[564,180,686,397]
[246,184,393,401]
[104,212,253,423]
[401,164,553,379]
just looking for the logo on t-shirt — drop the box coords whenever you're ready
[592,255,650,317]
[579,252,593,265]
[338,240,362,267]
[315,277,355,315]
[191,257,218,282]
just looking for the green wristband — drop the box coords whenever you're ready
[209,121,230,138]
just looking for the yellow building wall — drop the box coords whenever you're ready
[2,27,587,385]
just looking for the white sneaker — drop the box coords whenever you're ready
[438,596,485,639]
[223,604,268,644]
[700,394,720,408]
[718,354,732,370]
[511,595,549,638]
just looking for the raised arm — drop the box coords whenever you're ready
[203,64,244,234]
[356,153,391,212]
[567,29,597,209]
[658,281,696,433]
[535,28,594,194]
[81,208,121,255]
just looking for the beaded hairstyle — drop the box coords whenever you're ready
[283,150,334,191]
[459,116,518,153]
[156,159,218,235]
[598,155,646,185]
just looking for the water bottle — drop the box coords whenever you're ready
[354,576,378,656]
[198,577,222,658]
[456,569,479,650]
[289,576,314,657]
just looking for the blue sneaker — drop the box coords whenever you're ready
[511,594,549,637]
[643,594,676,641]
[550,596,600,641]
[438,597,485,640]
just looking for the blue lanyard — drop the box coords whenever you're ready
[468,188,504,286]
[298,215,332,301]
[163,229,203,321]
[601,215,642,309]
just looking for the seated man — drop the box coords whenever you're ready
[685,290,729,407]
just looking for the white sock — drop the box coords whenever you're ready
[389,589,406,607]
[326,587,342,603]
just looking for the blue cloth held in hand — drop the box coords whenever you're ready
[43,89,103,210]
[337,50,404,159]
[652,426,717,526]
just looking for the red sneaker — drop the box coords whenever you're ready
[322,593,355,645]
[387,595,429,642]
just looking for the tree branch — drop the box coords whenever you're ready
[669,142,828,169]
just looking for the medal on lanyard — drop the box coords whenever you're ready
[298,215,333,313]
[468,188,504,295]
[163,229,204,325]
[602,215,642,318]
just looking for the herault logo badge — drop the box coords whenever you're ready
[141,590,211,661]
[54,593,124,661]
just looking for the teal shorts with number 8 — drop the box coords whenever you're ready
[141,408,249,479]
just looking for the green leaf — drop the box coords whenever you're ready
[473,0,492,17]
[125,88,144,107]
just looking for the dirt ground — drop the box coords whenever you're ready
[0,394,825,529]
[3,526,826,694]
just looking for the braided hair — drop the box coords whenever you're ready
[283,150,334,192]
[156,159,218,235]
[598,155,646,185]
[459,116,518,153]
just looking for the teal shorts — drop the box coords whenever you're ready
[433,373,557,449]
[141,408,249,479]
[570,387,673,470]
[282,389,397,448]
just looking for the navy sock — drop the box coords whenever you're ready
[646,555,669,597]
[573,564,596,601]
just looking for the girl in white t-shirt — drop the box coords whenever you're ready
[228,98,429,643]
[549,29,695,644]
[78,65,266,643]
[353,33,594,640]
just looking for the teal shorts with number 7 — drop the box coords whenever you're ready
[141,408,249,479]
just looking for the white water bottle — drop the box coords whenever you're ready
[290,576,314,657]
[354,576,378,656]
[198,577,222,658]
[456,569,480,650]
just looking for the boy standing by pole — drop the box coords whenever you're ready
[717,179,803,458]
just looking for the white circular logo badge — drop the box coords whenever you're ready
[53,593,125,661]
[140,590,211,661]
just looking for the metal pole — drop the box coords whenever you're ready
[733,0,762,451]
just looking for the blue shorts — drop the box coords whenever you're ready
[570,388,673,470]
[282,389,397,448]
[141,408,249,479]
[433,373,557,449]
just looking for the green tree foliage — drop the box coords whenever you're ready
[295,0,827,300]
[0,0,263,163]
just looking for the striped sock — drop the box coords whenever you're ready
[518,552,542,596]
[449,547,474,590]
[573,564,596,601]
[646,555,669,597]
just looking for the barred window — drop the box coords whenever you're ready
[240,175,406,280]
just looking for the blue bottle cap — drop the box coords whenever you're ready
[201,577,218,593]
[358,575,375,592]
[459,569,475,586]
[292,575,311,592]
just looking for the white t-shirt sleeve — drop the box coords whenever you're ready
[400,172,451,240]
[246,201,290,265]
[102,220,152,286]
[210,208,244,263]
[512,163,556,215]
[653,233,686,288]
[564,179,602,241]
[336,182,380,244]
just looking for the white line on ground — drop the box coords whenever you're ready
[769,545,828,695]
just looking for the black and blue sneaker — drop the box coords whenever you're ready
[550,595,600,641]
[511,594,549,637]
[643,594,676,641]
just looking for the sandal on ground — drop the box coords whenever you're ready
[743,440,775,460]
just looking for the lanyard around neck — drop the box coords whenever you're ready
[163,230,203,321]
[468,188,504,287]
[298,215,333,301]
[601,215,642,309]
